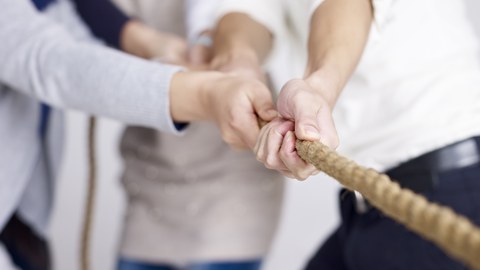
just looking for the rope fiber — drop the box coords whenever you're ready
[81,116,97,270]
[296,140,480,270]
[80,118,480,270]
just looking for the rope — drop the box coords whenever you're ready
[296,140,480,270]
[79,116,480,269]
[81,116,97,270]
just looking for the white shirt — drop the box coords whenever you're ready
[210,0,480,171]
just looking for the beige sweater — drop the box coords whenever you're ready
[113,0,285,266]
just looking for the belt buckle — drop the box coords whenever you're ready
[354,191,369,214]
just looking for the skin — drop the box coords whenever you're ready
[120,20,188,63]
[169,71,277,150]
[257,0,373,180]
[211,13,273,82]
[212,0,373,180]
[119,20,277,150]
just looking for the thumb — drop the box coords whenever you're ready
[252,91,277,122]
[294,106,322,141]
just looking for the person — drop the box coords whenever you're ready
[108,1,284,270]
[209,0,480,269]
[0,0,277,269]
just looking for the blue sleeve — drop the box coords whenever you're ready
[72,0,130,49]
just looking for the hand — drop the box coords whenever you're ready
[253,78,338,180]
[277,78,339,147]
[189,31,213,68]
[254,118,320,180]
[121,20,188,64]
[203,74,276,149]
[170,72,277,150]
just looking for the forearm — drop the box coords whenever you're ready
[0,0,182,133]
[305,0,373,107]
[170,72,220,122]
[213,13,273,65]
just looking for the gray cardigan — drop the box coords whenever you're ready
[0,0,182,235]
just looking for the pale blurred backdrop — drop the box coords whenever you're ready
[49,1,480,269]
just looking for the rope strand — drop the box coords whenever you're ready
[296,140,480,270]
[81,116,97,270]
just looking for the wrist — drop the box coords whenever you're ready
[170,71,225,122]
[304,67,343,108]
[120,20,152,58]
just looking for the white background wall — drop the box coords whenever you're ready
[49,1,480,270]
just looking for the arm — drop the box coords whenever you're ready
[303,0,373,106]
[255,0,373,179]
[0,0,272,147]
[72,0,129,49]
[73,0,187,62]
[210,0,283,80]
[0,0,182,133]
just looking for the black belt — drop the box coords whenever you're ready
[353,136,480,213]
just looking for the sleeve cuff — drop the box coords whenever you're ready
[157,65,188,135]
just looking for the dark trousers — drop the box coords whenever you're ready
[0,214,51,270]
[305,164,480,270]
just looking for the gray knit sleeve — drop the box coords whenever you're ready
[0,0,183,134]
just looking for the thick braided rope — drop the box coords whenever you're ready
[81,116,97,270]
[296,140,480,269]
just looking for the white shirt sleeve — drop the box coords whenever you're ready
[371,0,395,31]
[0,0,183,134]
[186,0,220,43]
[310,0,395,32]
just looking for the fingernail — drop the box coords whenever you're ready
[303,126,320,139]
[267,109,278,118]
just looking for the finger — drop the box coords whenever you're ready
[280,131,318,180]
[277,80,322,141]
[280,170,296,179]
[231,143,249,151]
[254,123,272,161]
[316,106,340,149]
[251,86,277,122]
[294,103,322,141]
[264,125,290,171]
[235,110,261,150]
[263,120,295,170]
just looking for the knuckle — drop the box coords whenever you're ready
[264,163,275,170]
[229,117,244,131]
[221,130,236,145]
[265,155,279,169]
[295,170,311,181]
[331,136,340,149]
[255,150,265,163]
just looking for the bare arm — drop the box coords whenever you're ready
[213,12,273,67]
[256,0,374,180]
[304,0,373,106]
[209,0,284,80]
